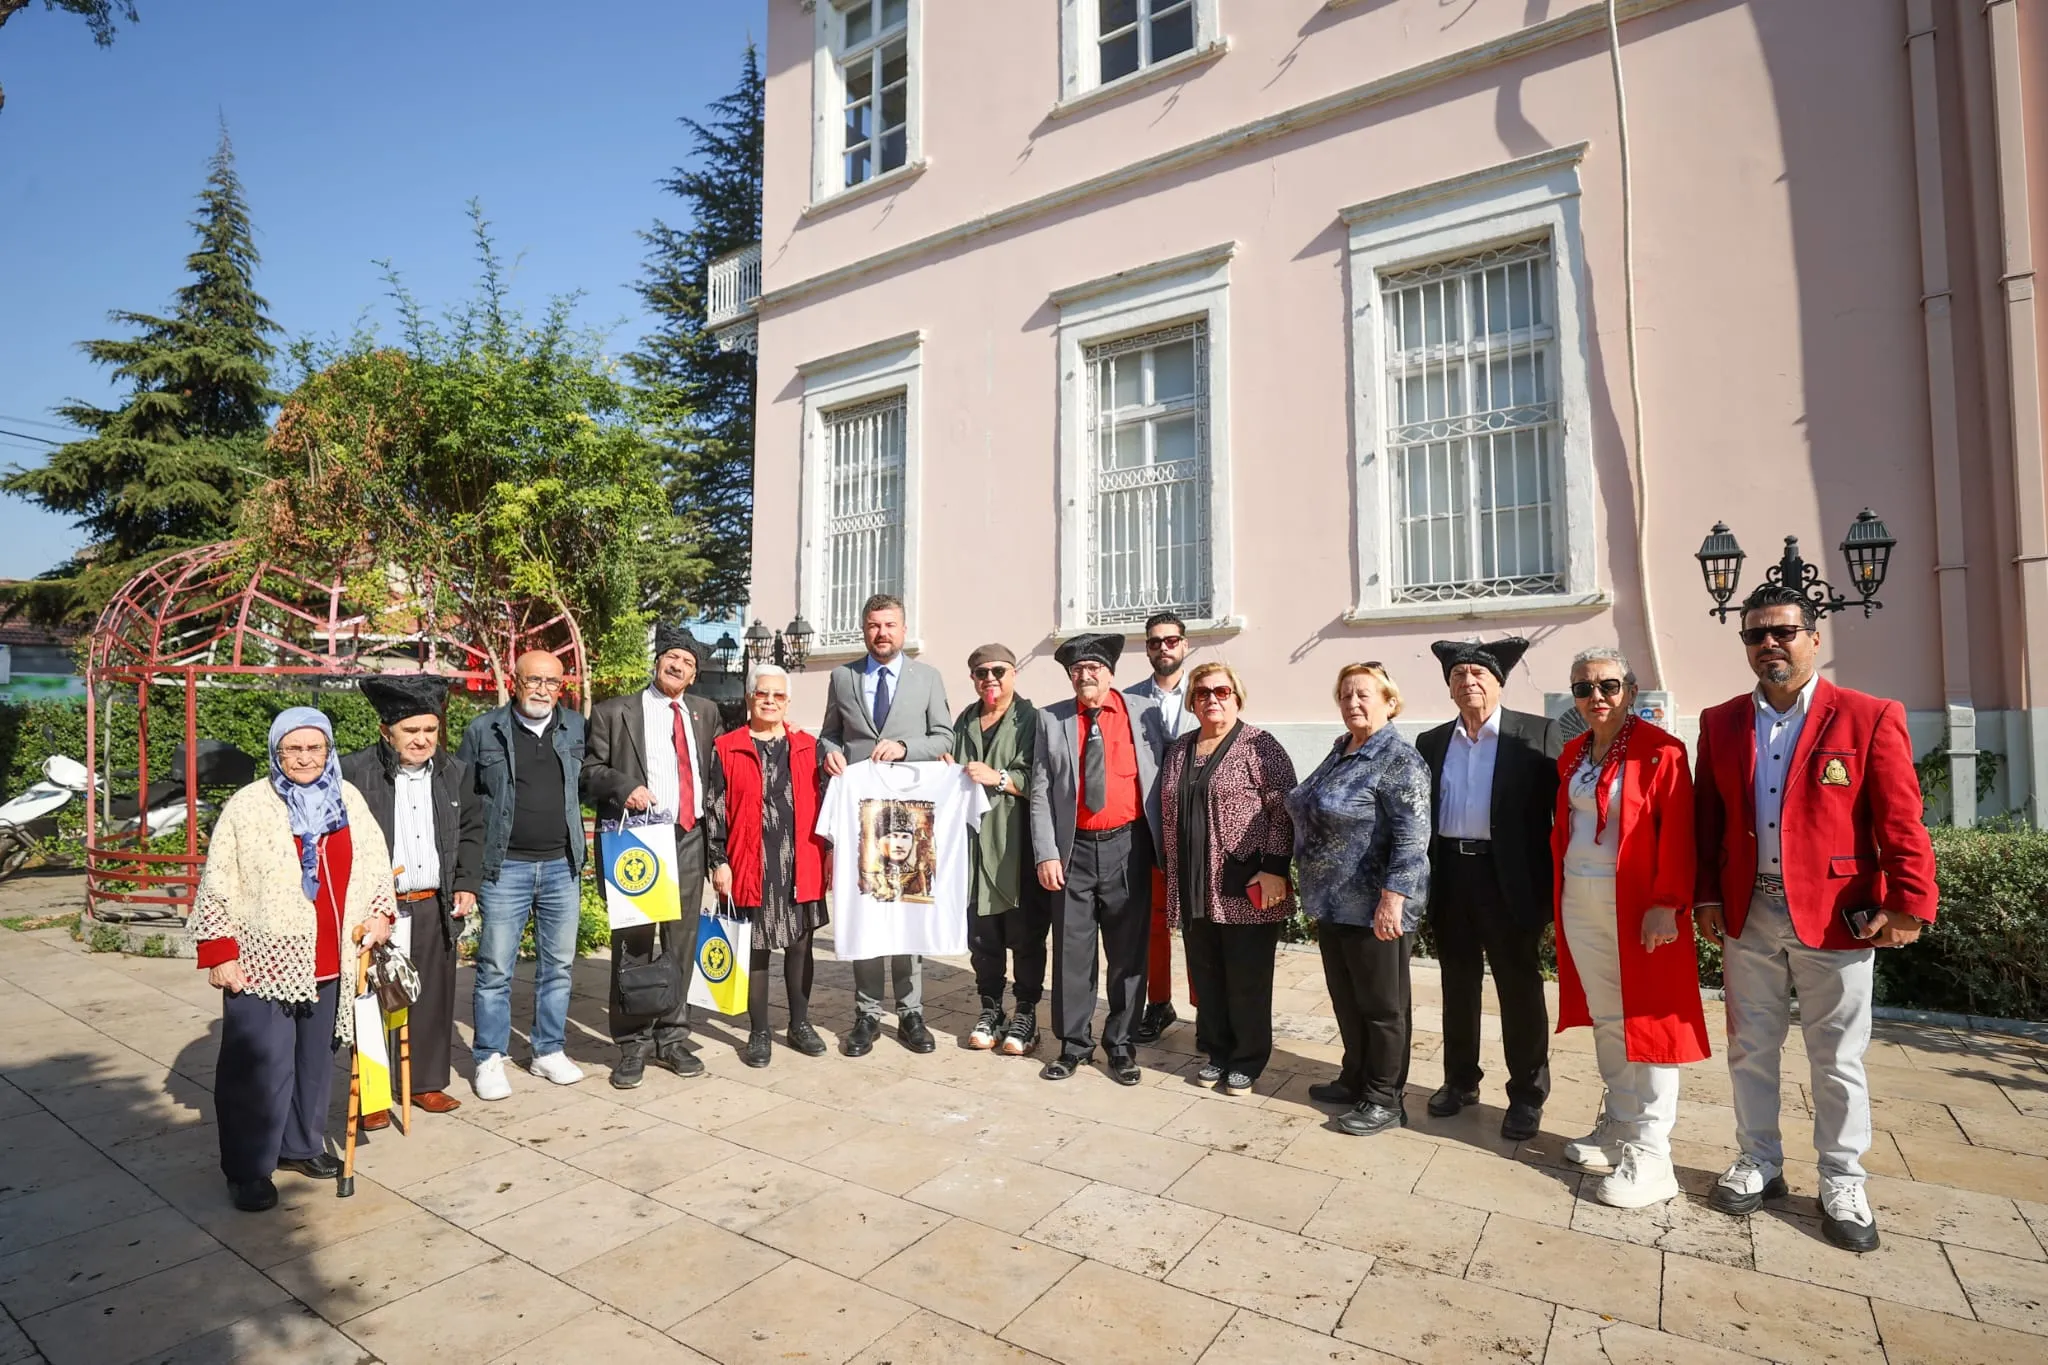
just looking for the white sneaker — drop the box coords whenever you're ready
[1596,1143,1681,1209]
[473,1054,512,1102]
[1562,1112,1626,1171]
[528,1051,585,1086]
[1708,1153,1787,1215]
[1820,1178,1880,1253]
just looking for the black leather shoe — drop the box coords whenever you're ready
[741,1029,772,1069]
[1107,1051,1142,1086]
[654,1044,705,1078]
[276,1153,342,1180]
[1041,1051,1090,1080]
[611,1047,647,1089]
[1308,1081,1361,1106]
[1337,1102,1406,1136]
[1500,1102,1543,1142]
[786,1021,828,1057]
[845,1015,882,1057]
[1133,1001,1178,1044]
[897,1011,936,1054]
[230,1177,278,1212]
[1427,1084,1480,1117]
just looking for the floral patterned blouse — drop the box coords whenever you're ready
[1286,724,1433,931]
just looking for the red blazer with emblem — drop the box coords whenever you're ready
[716,727,828,909]
[1693,678,1935,948]
[1551,722,1710,1064]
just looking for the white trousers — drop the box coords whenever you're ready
[1561,876,1680,1157]
[1722,887,1875,1183]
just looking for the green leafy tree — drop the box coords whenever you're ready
[252,206,689,698]
[2,126,277,624]
[626,44,763,620]
[0,0,138,112]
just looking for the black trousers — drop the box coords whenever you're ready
[1433,848,1551,1108]
[1051,823,1153,1056]
[968,880,1052,1010]
[1183,917,1281,1079]
[609,824,707,1049]
[392,893,456,1095]
[747,934,816,1031]
[1319,923,1412,1108]
[216,978,339,1184]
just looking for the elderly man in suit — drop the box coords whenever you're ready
[1031,632,1165,1086]
[1416,637,1561,1142]
[818,592,954,1056]
[1694,584,1936,1253]
[582,627,728,1089]
[340,673,483,1128]
[1124,610,1200,1044]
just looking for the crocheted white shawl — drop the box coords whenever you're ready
[192,779,396,1045]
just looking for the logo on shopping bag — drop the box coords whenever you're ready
[613,846,658,895]
[698,925,734,983]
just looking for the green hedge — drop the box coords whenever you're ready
[1281,826,2047,1021]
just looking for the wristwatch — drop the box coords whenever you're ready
[994,772,1010,795]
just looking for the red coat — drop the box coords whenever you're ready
[1693,678,1936,949]
[716,727,827,908]
[1551,722,1710,1064]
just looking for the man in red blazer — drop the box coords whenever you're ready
[1693,584,1936,1254]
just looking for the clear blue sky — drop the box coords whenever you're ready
[0,0,764,581]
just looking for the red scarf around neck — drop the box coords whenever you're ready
[1580,714,1636,844]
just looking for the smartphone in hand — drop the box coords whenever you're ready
[1843,906,1882,940]
[1246,882,1264,910]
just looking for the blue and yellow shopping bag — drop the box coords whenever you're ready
[687,899,751,1017]
[600,815,684,931]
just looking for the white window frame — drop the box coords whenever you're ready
[1057,0,1223,108]
[1342,144,1603,623]
[809,0,924,208]
[1052,243,1236,636]
[796,331,924,654]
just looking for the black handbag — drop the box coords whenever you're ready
[616,934,681,1018]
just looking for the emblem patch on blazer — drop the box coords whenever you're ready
[1820,757,1851,787]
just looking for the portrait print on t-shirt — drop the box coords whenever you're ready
[859,799,935,903]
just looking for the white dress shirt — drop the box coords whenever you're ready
[1437,707,1502,840]
[1153,679,1194,740]
[1753,673,1820,877]
[391,761,440,893]
[860,654,903,730]
[640,686,705,823]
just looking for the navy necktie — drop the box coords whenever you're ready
[1082,707,1107,811]
[872,666,893,734]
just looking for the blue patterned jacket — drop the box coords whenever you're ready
[1286,724,1432,931]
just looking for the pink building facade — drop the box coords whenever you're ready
[721,0,2048,825]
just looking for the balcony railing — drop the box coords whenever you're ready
[707,242,761,354]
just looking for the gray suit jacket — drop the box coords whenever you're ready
[1125,675,1198,755]
[817,657,954,766]
[1030,692,1165,868]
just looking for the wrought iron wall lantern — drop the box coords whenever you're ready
[742,616,815,672]
[1695,509,1896,623]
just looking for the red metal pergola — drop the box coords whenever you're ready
[84,542,587,923]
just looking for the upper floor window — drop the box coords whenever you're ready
[1058,0,1220,107]
[1383,240,1563,603]
[811,0,922,204]
[840,0,908,188]
[1087,322,1213,624]
[1098,0,1195,84]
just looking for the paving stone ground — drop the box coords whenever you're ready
[3,869,2047,1364]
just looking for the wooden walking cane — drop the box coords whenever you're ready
[338,929,371,1199]
[398,1009,412,1135]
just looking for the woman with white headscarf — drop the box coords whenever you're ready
[192,708,396,1212]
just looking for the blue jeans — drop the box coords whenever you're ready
[473,856,580,1063]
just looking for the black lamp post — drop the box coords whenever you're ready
[1694,509,1895,623]
[743,615,814,671]
[711,631,740,674]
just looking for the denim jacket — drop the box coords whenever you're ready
[1286,724,1432,931]
[456,704,588,882]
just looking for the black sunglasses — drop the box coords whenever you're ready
[1571,678,1628,699]
[1145,635,1184,649]
[1738,624,1810,647]
[970,665,1011,681]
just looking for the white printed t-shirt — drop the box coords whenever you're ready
[815,760,989,959]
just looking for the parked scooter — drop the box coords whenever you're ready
[0,740,256,881]
[0,756,92,879]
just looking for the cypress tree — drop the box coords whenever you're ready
[2,125,278,624]
[627,45,763,620]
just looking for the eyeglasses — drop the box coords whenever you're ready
[516,675,565,691]
[1145,635,1184,650]
[1191,685,1235,702]
[970,666,1011,682]
[1570,679,1628,699]
[1738,624,1809,647]
[1067,662,1107,676]
[751,689,788,701]
[277,744,328,759]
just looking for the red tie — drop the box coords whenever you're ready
[670,701,696,832]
